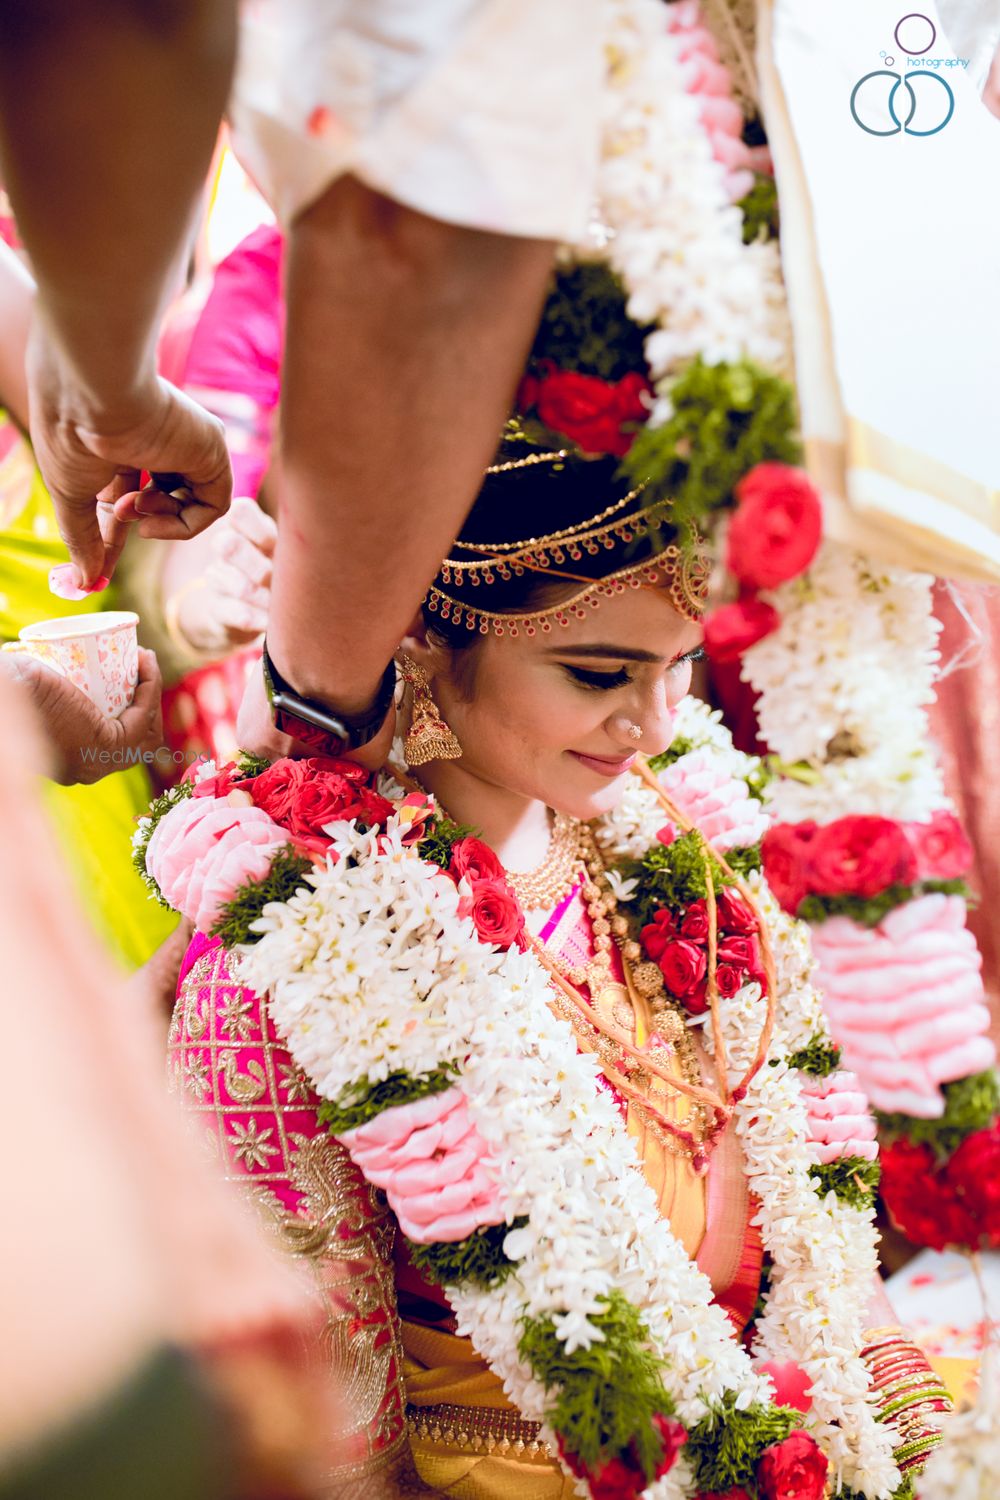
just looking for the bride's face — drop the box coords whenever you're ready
[414,583,703,820]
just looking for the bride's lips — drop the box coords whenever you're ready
[569,750,637,779]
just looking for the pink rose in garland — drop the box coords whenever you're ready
[519,365,653,457]
[808,815,916,899]
[755,1430,828,1500]
[726,463,823,591]
[704,598,781,663]
[907,809,974,882]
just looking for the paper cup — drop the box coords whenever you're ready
[11,611,139,717]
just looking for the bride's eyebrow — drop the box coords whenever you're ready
[540,644,663,663]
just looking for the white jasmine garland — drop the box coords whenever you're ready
[741,542,946,824]
[598,0,791,393]
[223,750,899,1497]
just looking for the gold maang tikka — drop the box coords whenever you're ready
[399,655,462,767]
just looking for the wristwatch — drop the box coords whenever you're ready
[262,641,397,754]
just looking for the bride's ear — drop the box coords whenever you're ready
[398,614,436,674]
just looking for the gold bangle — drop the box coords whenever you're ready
[163,575,211,656]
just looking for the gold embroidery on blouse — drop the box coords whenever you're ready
[170,944,408,1473]
[219,1048,267,1104]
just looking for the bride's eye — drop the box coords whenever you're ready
[669,646,706,673]
[564,664,632,691]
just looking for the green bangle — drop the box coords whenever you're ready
[893,1432,943,1466]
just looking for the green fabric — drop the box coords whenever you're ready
[0,1347,233,1500]
[1,416,176,968]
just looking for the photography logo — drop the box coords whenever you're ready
[850,13,955,135]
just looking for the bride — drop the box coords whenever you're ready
[144,436,949,1499]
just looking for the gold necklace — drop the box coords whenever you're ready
[505,811,586,911]
[536,822,711,1160]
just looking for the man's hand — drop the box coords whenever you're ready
[176,496,276,656]
[3,646,164,786]
[235,652,397,769]
[27,323,233,591]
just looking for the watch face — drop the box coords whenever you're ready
[273,704,348,753]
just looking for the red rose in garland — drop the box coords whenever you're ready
[523,366,653,457]
[449,835,506,885]
[946,1123,1000,1244]
[761,822,818,914]
[251,756,392,853]
[704,599,781,664]
[641,909,679,962]
[726,462,823,591]
[694,1490,753,1500]
[755,1430,828,1500]
[459,878,525,950]
[807,815,916,900]
[715,889,758,934]
[558,1414,686,1500]
[907,809,974,882]
[658,939,708,1006]
[715,963,745,999]
[880,1139,979,1252]
[680,899,710,941]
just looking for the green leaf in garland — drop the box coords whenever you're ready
[615,833,760,931]
[209,845,313,948]
[529,261,654,384]
[797,879,970,929]
[131,781,193,905]
[618,358,801,540]
[318,1067,458,1135]
[646,737,698,774]
[785,1036,842,1076]
[233,749,273,779]
[406,1217,526,1292]
[684,1394,800,1493]
[876,1069,1000,1160]
[417,816,480,871]
[518,1290,676,1481]
[810,1155,881,1208]
[739,174,780,244]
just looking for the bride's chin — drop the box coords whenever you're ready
[544,780,630,823]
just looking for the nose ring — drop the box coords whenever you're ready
[626,723,643,741]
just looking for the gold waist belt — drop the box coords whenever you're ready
[406,1402,552,1463]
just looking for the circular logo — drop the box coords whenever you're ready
[850,68,954,135]
[894,12,936,55]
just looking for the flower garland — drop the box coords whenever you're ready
[138,721,902,1499]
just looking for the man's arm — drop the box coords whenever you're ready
[240,175,554,757]
[0,0,238,585]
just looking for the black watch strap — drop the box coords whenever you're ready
[262,643,397,753]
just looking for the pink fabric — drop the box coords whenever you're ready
[146,793,287,932]
[666,0,773,202]
[810,894,996,1118]
[658,749,770,852]
[339,1088,506,1244]
[800,1071,879,1165]
[175,224,284,499]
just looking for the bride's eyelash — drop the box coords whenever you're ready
[564,648,704,692]
[564,665,632,691]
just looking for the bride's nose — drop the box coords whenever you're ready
[608,698,675,757]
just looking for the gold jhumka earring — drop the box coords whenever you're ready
[399,655,462,767]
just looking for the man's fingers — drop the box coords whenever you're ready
[96,500,134,581]
[229,495,277,553]
[215,597,268,637]
[52,499,109,590]
[215,529,274,587]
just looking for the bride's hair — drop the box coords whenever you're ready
[421,434,704,654]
